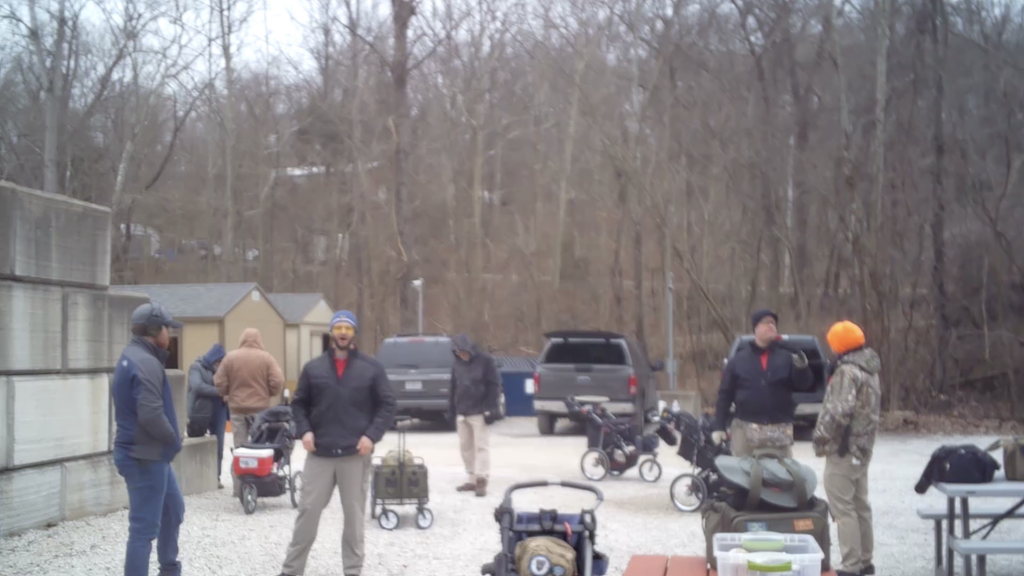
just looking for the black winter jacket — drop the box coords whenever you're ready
[448,334,501,418]
[291,347,396,457]
[186,357,223,437]
[714,340,814,431]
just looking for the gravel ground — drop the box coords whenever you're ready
[3,418,1024,575]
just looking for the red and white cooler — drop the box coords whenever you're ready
[232,446,275,477]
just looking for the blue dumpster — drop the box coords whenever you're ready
[495,356,539,417]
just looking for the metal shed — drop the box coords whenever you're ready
[494,355,539,417]
[267,293,334,392]
[109,282,287,374]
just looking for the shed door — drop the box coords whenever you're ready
[312,333,325,357]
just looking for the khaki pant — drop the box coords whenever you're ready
[230,413,252,496]
[457,414,490,482]
[729,418,794,459]
[824,453,873,573]
[282,453,372,576]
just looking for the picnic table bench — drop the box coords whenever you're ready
[931,476,1024,576]
[623,555,838,576]
[917,504,1024,571]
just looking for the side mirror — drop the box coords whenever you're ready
[651,360,665,372]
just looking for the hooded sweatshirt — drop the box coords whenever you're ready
[214,328,286,415]
[812,347,882,462]
[448,334,501,417]
[186,343,227,435]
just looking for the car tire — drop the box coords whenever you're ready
[537,413,555,436]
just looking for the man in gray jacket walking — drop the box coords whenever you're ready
[448,334,501,497]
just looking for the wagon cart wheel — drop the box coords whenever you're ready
[378,508,400,530]
[580,448,610,482]
[241,483,258,515]
[415,507,434,530]
[289,471,303,509]
[639,458,662,483]
[670,473,708,512]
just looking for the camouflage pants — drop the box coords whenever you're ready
[730,419,794,458]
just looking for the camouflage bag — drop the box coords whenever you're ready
[986,437,1024,481]
[738,421,794,452]
[514,536,577,576]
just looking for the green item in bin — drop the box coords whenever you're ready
[746,552,794,573]
[741,533,787,552]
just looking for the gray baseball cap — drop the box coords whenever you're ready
[131,302,183,329]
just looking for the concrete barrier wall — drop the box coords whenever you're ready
[0,182,218,538]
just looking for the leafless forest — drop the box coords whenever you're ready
[2,0,1023,417]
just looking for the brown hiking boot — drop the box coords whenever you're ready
[456,481,476,492]
[475,477,487,497]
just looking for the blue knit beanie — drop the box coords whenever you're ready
[331,310,358,330]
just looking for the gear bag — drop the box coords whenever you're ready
[702,497,832,571]
[514,536,577,576]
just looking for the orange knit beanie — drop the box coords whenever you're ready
[826,320,866,355]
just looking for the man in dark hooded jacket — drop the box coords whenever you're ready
[186,343,227,488]
[448,333,501,497]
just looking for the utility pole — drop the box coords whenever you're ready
[411,278,424,333]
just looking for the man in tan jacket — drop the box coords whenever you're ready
[215,328,285,496]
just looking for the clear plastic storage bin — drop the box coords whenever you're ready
[713,532,824,576]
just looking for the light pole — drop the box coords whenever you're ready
[667,271,676,391]
[411,278,423,334]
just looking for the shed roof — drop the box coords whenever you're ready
[494,355,539,372]
[267,293,329,324]
[110,282,275,320]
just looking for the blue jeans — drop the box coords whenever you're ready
[209,404,228,481]
[113,452,185,576]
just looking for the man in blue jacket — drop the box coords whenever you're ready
[279,310,396,576]
[186,342,228,488]
[712,309,813,458]
[111,302,185,576]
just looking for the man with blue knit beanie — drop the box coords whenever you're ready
[279,310,396,576]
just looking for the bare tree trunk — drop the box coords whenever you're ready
[27,0,67,194]
[552,52,585,291]
[929,0,951,393]
[216,0,240,281]
[391,0,418,332]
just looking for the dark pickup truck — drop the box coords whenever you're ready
[723,334,830,425]
[532,330,663,435]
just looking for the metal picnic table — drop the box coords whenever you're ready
[934,474,1024,576]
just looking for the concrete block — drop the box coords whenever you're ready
[107,290,150,366]
[0,281,63,372]
[167,369,187,436]
[0,180,112,287]
[65,288,111,370]
[0,377,8,470]
[10,374,110,467]
[63,453,129,521]
[171,436,219,496]
[0,464,63,537]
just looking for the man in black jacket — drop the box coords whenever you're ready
[449,333,501,497]
[712,309,813,458]
[279,310,396,576]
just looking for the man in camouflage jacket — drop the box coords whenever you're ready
[813,320,881,576]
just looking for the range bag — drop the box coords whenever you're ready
[986,437,1024,481]
[702,452,831,571]
[702,497,832,571]
[374,449,429,500]
[514,536,577,576]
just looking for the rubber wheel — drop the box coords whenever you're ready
[670,473,708,512]
[580,448,610,481]
[378,508,399,530]
[537,413,555,436]
[289,471,303,509]
[241,483,258,515]
[415,507,434,529]
[639,459,662,483]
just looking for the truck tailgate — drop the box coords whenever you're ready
[540,363,632,400]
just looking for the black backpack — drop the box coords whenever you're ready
[915,444,1001,494]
